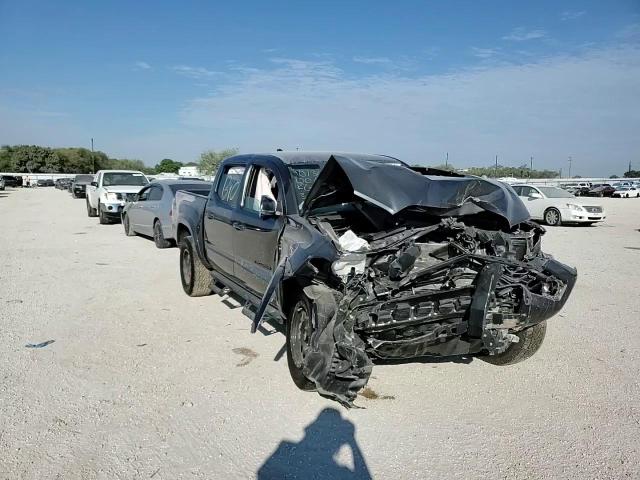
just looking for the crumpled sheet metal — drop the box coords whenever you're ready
[301,285,373,407]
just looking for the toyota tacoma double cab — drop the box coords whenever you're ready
[86,170,149,224]
[174,152,577,406]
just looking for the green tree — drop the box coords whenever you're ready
[154,158,183,174]
[199,148,239,175]
[623,170,640,178]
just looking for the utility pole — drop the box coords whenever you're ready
[494,155,498,178]
[530,156,533,178]
[568,156,572,179]
[91,138,95,173]
[445,152,449,168]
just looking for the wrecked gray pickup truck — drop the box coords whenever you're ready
[175,152,576,406]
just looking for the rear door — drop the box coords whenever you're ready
[203,164,246,276]
[515,186,544,220]
[232,161,285,295]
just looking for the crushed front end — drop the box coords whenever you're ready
[300,219,576,406]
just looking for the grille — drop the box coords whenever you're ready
[584,206,602,213]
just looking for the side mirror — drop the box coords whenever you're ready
[90,181,97,187]
[259,195,278,217]
[529,192,543,199]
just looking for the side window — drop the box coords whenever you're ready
[520,186,534,197]
[216,165,246,205]
[243,166,280,213]
[149,185,163,201]
[512,186,523,196]
[138,187,151,201]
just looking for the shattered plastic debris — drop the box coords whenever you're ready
[25,340,55,348]
[338,230,370,252]
[331,253,366,279]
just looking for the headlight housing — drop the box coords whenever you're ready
[566,203,584,211]
[102,191,119,202]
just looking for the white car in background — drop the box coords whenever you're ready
[512,184,605,226]
[612,186,640,198]
[86,170,149,224]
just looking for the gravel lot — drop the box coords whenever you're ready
[1,187,639,479]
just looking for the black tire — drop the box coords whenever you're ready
[482,321,547,365]
[123,214,136,236]
[98,203,109,224]
[153,220,172,249]
[286,293,317,391]
[86,198,97,217]
[179,236,212,297]
[544,207,561,226]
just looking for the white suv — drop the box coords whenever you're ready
[512,184,605,226]
[86,170,149,224]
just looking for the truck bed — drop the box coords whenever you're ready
[173,190,208,244]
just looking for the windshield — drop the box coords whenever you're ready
[75,175,94,182]
[288,164,322,204]
[618,187,630,191]
[102,172,148,186]
[539,187,575,198]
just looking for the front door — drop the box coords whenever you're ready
[128,185,151,228]
[232,164,284,295]
[137,184,163,235]
[204,164,246,275]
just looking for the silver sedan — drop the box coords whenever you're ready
[122,180,212,248]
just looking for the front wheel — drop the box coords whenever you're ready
[98,203,109,224]
[123,214,136,236]
[481,321,547,365]
[153,220,172,249]
[286,294,317,391]
[86,198,97,217]
[544,208,561,226]
[179,235,212,297]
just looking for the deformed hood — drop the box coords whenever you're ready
[301,155,530,228]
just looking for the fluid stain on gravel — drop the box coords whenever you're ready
[360,387,395,400]
[73,232,87,235]
[232,347,259,367]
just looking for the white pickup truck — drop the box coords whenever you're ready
[86,170,149,224]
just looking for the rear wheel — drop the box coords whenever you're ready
[123,214,136,236]
[482,321,547,365]
[153,220,172,249]
[286,293,317,391]
[179,236,212,297]
[544,208,561,226]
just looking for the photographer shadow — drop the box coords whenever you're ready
[257,407,372,480]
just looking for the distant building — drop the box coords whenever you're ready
[178,166,201,177]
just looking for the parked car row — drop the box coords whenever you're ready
[559,181,640,197]
[62,154,579,406]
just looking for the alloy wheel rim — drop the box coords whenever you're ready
[546,210,558,224]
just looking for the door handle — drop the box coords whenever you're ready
[206,212,215,219]
[233,222,245,231]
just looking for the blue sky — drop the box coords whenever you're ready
[1,0,639,175]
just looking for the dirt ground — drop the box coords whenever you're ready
[1,187,639,479]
